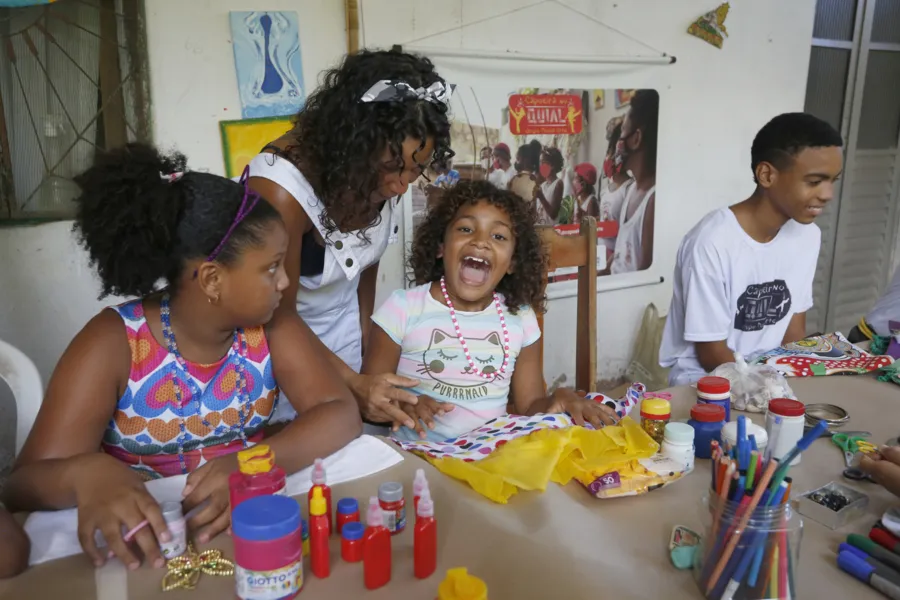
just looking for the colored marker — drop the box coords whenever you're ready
[839,543,900,587]
[849,534,900,572]
[872,527,900,556]
[838,551,900,600]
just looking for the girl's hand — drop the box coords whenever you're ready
[392,396,455,439]
[551,389,618,429]
[73,454,170,570]
[182,453,237,544]
[352,373,421,427]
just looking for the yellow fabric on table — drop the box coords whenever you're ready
[422,416,659,503]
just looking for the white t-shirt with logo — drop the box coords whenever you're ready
[659,207,821,385]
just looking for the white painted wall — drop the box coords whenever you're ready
[363,0,818,382]
[0,0,821,400]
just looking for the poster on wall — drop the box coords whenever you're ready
[229,11,305,119]
[219,116,293,178]
[413,84,659,284]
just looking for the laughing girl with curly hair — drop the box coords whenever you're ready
[362,180,618,442]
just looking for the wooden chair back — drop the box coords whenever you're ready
[537,216,598,393]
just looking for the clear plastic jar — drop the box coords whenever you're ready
[694,492,803,600]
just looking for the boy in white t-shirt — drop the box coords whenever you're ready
[659,113,844,385]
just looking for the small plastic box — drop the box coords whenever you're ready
[796,481,869,530]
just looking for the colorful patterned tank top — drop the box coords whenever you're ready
[101,299,279,479]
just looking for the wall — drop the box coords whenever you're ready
[363,0,818,383]
[0,0,820,407]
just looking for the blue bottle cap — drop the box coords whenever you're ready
[342,521,364,541]
[337,497,359,515]
[232,495,301,542]
[838,550,874,583]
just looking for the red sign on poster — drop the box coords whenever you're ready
[508,94,583,135]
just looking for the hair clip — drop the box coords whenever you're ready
[160,171,185,184]
[360,79,454,105]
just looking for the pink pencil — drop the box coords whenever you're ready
[706,458,779,593]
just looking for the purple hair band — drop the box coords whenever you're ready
[205,165,261,264]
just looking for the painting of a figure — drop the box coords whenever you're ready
[230,11,305,118]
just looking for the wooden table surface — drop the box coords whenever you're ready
[1,375,897,599]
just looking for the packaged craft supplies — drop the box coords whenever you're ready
[394,413,659,504]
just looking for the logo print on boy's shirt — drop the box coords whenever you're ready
[734,279,792,332]
[417,329,503,398]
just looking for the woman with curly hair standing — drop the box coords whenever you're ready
[248,50,453,428]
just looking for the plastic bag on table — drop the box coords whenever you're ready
[710,353,796,412]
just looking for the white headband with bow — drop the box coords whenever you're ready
[360,79,454,105]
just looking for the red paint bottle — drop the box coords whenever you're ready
[414,489,436,579]
[341,521,364,563]
[309,487,330,579]
[308,458,332,535]
[228,444,287,511]
[378,481,406,535]
[336,498,360,536]
[363,496,391,590]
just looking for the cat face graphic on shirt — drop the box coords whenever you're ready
[418,329,503,388]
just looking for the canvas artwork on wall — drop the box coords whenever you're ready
[229,11,305,119]
[219,116,293,178]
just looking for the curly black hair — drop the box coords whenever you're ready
[606,121,623,156]
[409,180,547,315]
[73,143,282,299]
[284,49,452,237]
[541,147,564,173]
[516,140,542,172]
[751,112,843,183]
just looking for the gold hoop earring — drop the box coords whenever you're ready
[208,294,219,305]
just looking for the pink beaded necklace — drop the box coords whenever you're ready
[439,276,510,380]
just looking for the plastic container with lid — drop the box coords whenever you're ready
[437,568,488,600]
[661,422,695,472]
[687,404,727,459]
[640,397,671,445]
[228,444,287,511]
[341,521,364,563]
[233,495,303,599]
[697,376,731,423]
[378,482,406,534]
[336,497,360,535]
[721,420,768,454]
[767,398,806,465]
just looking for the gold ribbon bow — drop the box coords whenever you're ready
[162,544,234,592]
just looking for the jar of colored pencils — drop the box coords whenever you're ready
[694,492,803,600]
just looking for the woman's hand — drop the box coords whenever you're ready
[550,389,618,429]
[73,454,170,570]
[392,396,455,439]
[860,446,900,497]
[351,373,421,427]
[182,453,237,544]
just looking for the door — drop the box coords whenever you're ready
[804,0,900,334]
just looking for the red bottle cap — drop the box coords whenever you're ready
[690,403,726,423]
[768,398,805,417]
[697,376,730,394]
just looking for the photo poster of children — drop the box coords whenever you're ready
[421,86,659,283]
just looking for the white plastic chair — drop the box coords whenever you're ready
[0,339,43,455]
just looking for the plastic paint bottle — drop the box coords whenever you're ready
[336,498,360,536]
[157,501,188,559]
[233,495,303,599]
[341,521,364,563]
[308,458,332,535]
[414,489,437,579]
[363,497,392,590]
[228,444,287,511]
[378,481,406,535]
[697,376,732,423]
[309,487,330,579]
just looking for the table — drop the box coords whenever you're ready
[1,376,897,599]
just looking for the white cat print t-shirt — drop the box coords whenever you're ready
[372,283,541,442]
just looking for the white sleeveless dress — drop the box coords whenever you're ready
[247,154,401,421]
[610,181,656,274]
